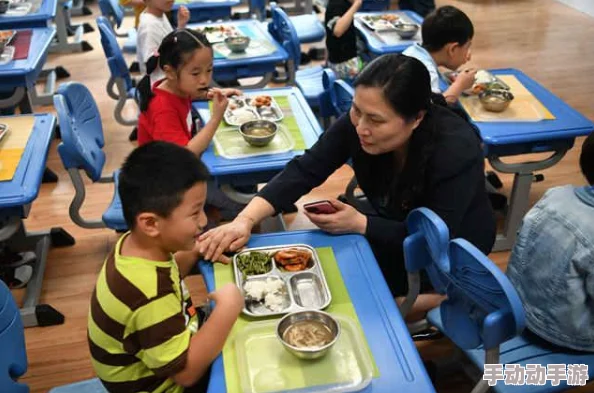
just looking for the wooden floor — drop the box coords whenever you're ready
[10,0,594,391]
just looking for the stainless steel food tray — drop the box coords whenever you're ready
[224,95,284,126]
[233,244,332,318]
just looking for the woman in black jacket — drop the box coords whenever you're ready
[199,54,496,296]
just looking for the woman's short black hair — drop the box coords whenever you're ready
[580,132,594,185]
[421,5,474,52]
[118,141,210,229]
[354,54,432,121]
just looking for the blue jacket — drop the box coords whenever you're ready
[507,185,594,351]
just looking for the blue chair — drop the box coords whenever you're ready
[403,208,594,392]
[97,16,139,128]
[328,78,354,117]
[54,82,127,232]
[98,0,137,53]
[0,280,28,393]
[288,13,325,44]
[268,4,332,120]
[0,280,107,393]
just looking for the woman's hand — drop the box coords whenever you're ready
[198,216,254,262]
[209,88,228,121]
[304,199,367,235]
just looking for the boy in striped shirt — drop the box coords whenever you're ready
[88,141,243,393]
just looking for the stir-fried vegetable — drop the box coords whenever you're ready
[236,251,272,278]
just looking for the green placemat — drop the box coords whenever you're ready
[211,95,307,157]
[213,247,380,393]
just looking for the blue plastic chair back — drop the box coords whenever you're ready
[440,238,525,350]
[329,80,355,116]
[268,4,301,66]
[97,17,134,92]
[319,68,337,118]
[55,83,106,182]
[404,208,450,293]
[0,281,28,393]
[98,0,124,29]
[361,0,390,11]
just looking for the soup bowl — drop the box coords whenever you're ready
[276,310,340,360]
[239,119,277,147]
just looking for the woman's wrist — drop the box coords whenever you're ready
[236,214,256,230]
[355,212,368,235]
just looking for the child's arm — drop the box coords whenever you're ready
[171,283,243,387]
[329,0,363,38]
[186,90,228,156]
[443,68,477,104]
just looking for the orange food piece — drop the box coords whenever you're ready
[283,263,307,271]
[274,249,311,270]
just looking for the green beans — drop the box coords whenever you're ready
[236,251,272,278]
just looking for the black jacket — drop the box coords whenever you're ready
[259,105,496,288]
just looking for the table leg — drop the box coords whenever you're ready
[50,0,93,53]
[489,149,568,252]
[1,216,75,328]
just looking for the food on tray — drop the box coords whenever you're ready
[380,14,399,22]
[446,69,510,95]
[236,251,272,277]
[231,108,258,124]
[274,248,312,272]
[244,278,286,312]
[243,127,274,137]
[0,30,14,41]
[282,320,334,348]
[251,95,272,108]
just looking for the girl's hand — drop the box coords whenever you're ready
[220,88,242,97]
[177,6,190,28]
[209,88,229,121]
[303,199,367,235]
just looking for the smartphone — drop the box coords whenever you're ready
[303,200,338,215]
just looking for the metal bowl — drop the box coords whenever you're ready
[277,310,340,360]
[479,89,514,112]
[239,119,277,147]
[393,23,419,39]
[224,36,250,53]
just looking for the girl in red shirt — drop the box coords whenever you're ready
[136,29,244,221]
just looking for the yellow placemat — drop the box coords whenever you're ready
[0,116,35,181]
[459,75,556,122]
[214,247,380,393]
[212,95,307,157]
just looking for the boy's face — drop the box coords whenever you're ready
[157,182,208,253]
[149,0,174,13]
[446,40,472,70]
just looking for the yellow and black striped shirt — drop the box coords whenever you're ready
[88,234,198,393]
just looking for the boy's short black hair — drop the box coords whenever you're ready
[580,132,594,185]
[421,5,474,52]
[118,141,210,229]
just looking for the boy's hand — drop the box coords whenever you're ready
[209,88,229,121]
[352,0,363,10]
[453,68,477,91]
[208,283,243,314]
[177,6,190,28]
